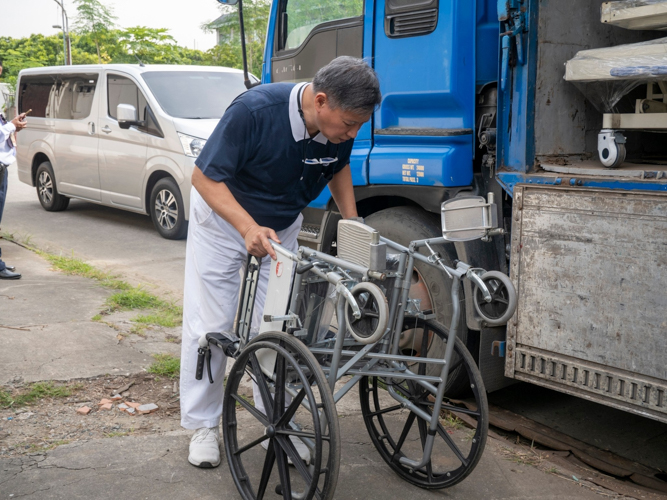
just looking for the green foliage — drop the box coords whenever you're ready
[0,382,74,409]
[204,0,271,77]
[0,0,276,86]
[73,0,118,63]
[147,354,181,378]
[107,288,165,310]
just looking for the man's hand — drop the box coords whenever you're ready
[243,224,281,260]
[11,114,27,132]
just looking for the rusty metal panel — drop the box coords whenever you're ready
[506,185,667,422]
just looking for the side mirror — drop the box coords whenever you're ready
[117,103,141,129]
[217,0,239,4]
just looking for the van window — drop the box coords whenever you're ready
[107,74,162,137]
[18,76,55,118]
[107,75,148,121]
[141,71,247,119]
[53,75,98,120]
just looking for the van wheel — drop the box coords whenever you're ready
[150,178,187,240]
[36,161,69,212]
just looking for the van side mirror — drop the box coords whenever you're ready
[117,104,143,129]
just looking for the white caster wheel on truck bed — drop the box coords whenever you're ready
[598,129,626,168]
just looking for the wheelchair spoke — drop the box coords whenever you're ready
[235,433,270,456]
[274,350,286,424]
[365,404,403,418]
[436,422,469,467]
[249,353,274,422]
[231,394,269,426]
[276,429,328,442]
[274,439,292,499]
[391,412,417,460]
[276,387,307,428]
[276,435,322,500]
[256,439,276,500]
[439,404,481,417]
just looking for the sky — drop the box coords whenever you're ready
[2,0,224,51]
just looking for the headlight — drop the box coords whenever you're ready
[178,133,207,158]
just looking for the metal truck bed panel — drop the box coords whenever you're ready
[506,185,667,422]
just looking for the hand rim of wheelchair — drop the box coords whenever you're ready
[344,281,389,344]
[359,318,489,489]
[222,332,340,500]
[472,270,517,326]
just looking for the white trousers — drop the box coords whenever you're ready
[180,188,302,430]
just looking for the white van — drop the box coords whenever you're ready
[15,64,249,239]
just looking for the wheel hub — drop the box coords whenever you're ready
[265,425,276,438]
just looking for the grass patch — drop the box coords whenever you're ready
[107,288,164,310]
[41,252,130,290]
[134,310,182,328]
[2,232,181,332]
[147,354,180,379]
[0,382,75,409]
[108,290,183,331]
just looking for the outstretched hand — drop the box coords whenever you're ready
[11,114,27,132]
[243,224,281,260]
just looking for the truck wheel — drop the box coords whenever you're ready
[149,178,188,240]
[365,206,470,396]
[35,161,69,212]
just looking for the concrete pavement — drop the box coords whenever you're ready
[0,239,636,500]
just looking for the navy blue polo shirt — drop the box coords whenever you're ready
[195,82,354,231]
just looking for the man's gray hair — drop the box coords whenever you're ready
[312,56,381,115]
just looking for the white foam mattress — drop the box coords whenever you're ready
[602,0,667,31]
[565,37,667,82]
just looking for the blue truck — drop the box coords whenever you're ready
[225,0,667,423]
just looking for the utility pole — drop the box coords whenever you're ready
[53,0,72,65]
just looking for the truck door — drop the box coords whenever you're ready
[266,0,372,196]
[369,0,476,188]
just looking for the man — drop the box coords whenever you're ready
[179,56,381,468]
[0,60,26,280]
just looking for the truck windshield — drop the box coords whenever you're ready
[141,71,247,119]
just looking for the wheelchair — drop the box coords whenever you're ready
[195,194,517,500]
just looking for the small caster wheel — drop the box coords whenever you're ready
[473,271,517,326]
[598,129,626,168]
[345,282,389,344]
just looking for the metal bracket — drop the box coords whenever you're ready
[491,340,506,357]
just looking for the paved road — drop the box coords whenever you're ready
[1,166,186,299]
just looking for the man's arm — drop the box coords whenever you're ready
[328,164,358,219]
[192,166,280,259]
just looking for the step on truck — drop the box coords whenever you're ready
[220,0,667,423]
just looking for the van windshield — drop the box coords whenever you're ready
[141,71,247,119]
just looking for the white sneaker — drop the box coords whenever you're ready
[188,427,221,468]
[262,434,311,465]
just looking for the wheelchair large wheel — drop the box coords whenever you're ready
[359,319,488,489]
[223,332,340,500]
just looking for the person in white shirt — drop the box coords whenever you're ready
[0,60,27,280]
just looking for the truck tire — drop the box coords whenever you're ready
[365,206,470,396]
[35,161,70,212]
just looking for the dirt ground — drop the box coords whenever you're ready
[0,373,183,458]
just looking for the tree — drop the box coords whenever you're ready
[73,0,118,63]
[203,0,270,77]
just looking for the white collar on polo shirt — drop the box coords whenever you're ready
[288,82,327,145]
